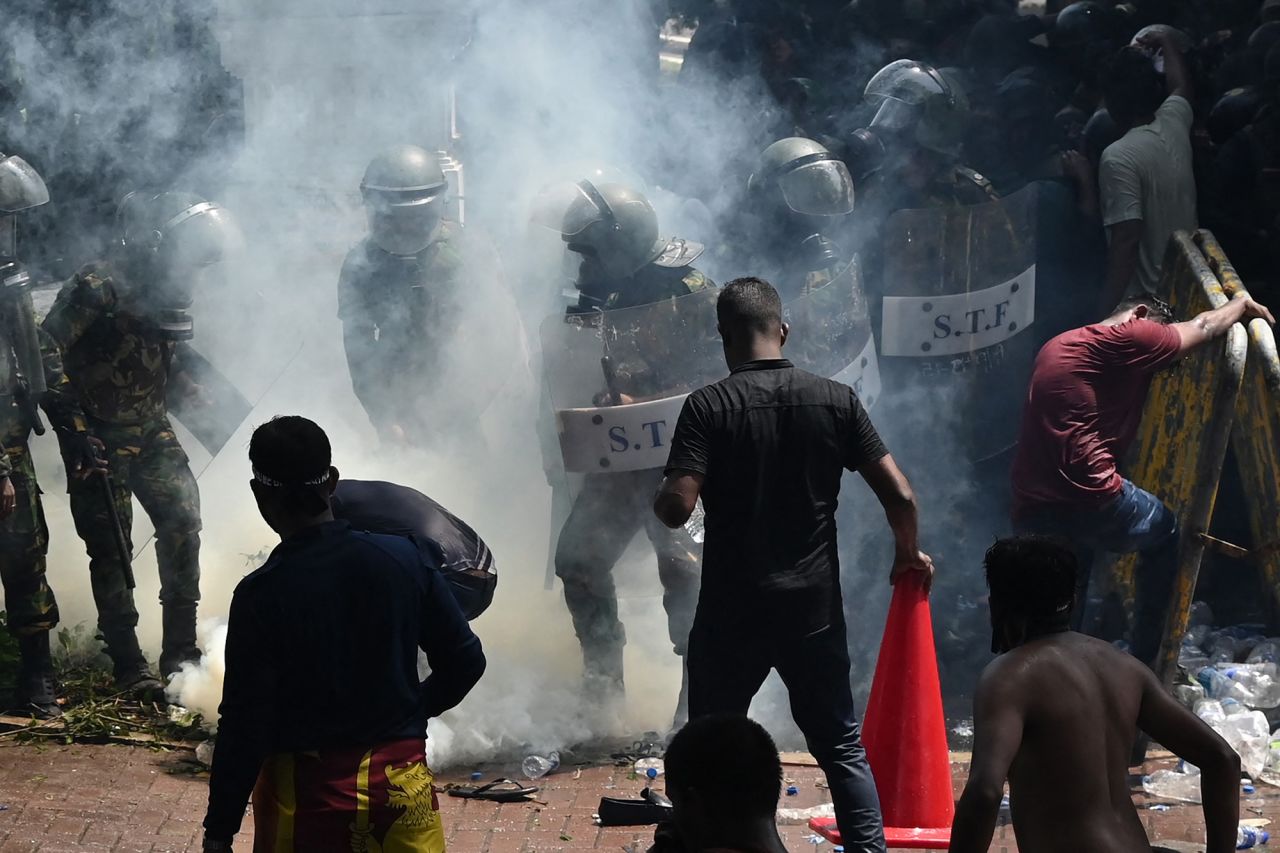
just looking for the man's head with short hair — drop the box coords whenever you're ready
[665,714,782,845]
[1101,46,1167,129]
[248,415,339,536]
[985,535,1078,654]
[1106,296,1174,325]
[716,277,788,368]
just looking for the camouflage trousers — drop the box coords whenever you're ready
[554,469,702,668]
[68,418,201,636]
[0,444,59,637]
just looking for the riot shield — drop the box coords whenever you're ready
[877,184,1038,461]
[168,343,253,457]
[784,255,880,409]
[541,288,721,474]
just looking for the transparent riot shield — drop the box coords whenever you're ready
[540,288,721,474]
[877,183,1038,461]
[784,255,880,409]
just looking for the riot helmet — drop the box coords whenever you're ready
[0,153,50,395]
[558,181,664,280]
[1208,87,1263,145]
[0,153,49,261]
[863,59,971,157]
[748,137,855,216]
[118,191,243,340]
[1052,2,1111,48]
[361,145,447,256]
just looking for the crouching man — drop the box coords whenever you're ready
[201,416,485,852]
[950,536,1240,853]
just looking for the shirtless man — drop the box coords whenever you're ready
[950,536,1240,853]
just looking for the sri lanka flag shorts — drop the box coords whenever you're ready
[250,738,446,852]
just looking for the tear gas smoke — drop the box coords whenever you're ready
[10,0,1012,761]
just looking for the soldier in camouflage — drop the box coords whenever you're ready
[339,145,463,445]
[548,180,712,724]
[0,152,97,717]
[42,191,241,698]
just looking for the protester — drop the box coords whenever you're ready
[654,714,789,853]
[654,277,933,853]
[201,416,485,852]
[1010,293,1275,671]
[1097,31,1197,310]
[330,478,497,621]
[950,536,1240,853]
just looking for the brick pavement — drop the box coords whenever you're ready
[0,743,1273,852]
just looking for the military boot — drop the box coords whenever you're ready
[101,627,164,702]
[582,643,626,734]
[13,632,61,719]
[158,604,201,680]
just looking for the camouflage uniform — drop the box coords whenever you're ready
[0,317,86,638]
[554,264,711,695]
[41,262,202,676]
[337,224,464,438]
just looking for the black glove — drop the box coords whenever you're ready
[56,429,108,479]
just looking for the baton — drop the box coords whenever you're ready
[97,471,136,590]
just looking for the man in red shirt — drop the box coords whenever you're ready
[1010,293,1274,670]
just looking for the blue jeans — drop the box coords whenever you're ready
[687,615,886,853]
[1015,480,1179,668]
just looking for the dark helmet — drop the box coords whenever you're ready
[117,191,243,338]
[1250,22,1280,54]
[864,59,971,156]
[1053,2,1111,47]
[360,144,447,256]
[748,137,855,216]
[1208,87,1264,145]
[559,181,664,279]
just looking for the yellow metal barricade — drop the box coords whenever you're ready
[1196,231,1280,597]
[1106,231,1249,688]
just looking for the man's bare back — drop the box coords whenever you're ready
[950,538,1240,853]
[995,632,1157,851]
[952,630,1240,853]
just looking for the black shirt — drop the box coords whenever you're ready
[665,359,886,633]
[203,520,485,841]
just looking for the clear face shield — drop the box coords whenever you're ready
[776,157,855,216]
[533,181,618,297]
[153,204,245,340]
[364,189,445,257]
[0,155,50,216]
[865,60,968,158]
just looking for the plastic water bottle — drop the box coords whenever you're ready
[1198,667,1250,703]
[683,500,705,544]
[522,750,560,780]
[1237,825,1269,848]
[1247,641,1280,665]
[195,740,215,767]
[634,757,665,777]
[1195,698,1227,727]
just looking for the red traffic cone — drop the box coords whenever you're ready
[809,575,953,848]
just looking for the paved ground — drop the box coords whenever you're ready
[0,742,1272,852]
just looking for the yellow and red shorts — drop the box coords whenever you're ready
[251,738,446,853]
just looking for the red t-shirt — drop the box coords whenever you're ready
[1010,319,1182,518]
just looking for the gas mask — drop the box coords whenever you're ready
[365,199,444,257]
[118,193,243,341]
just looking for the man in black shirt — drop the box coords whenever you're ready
[201,416,485,852]
[654,278,934,853]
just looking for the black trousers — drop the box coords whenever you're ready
[687,615,887,853]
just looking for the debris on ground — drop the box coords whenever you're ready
[776,803,835,824]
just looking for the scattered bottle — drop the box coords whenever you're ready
[1248,641,1280,666]
[522,750,561,780]
[1237,825,1269,849]
[635,757,665,777]
[1142,767,1202,803]
[785,785,799,796]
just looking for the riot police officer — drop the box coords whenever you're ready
[548,180,713,723]
[0,152,92,717]
[338,144,462,445]
[42,190,241,697]
[738,136,856,301]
